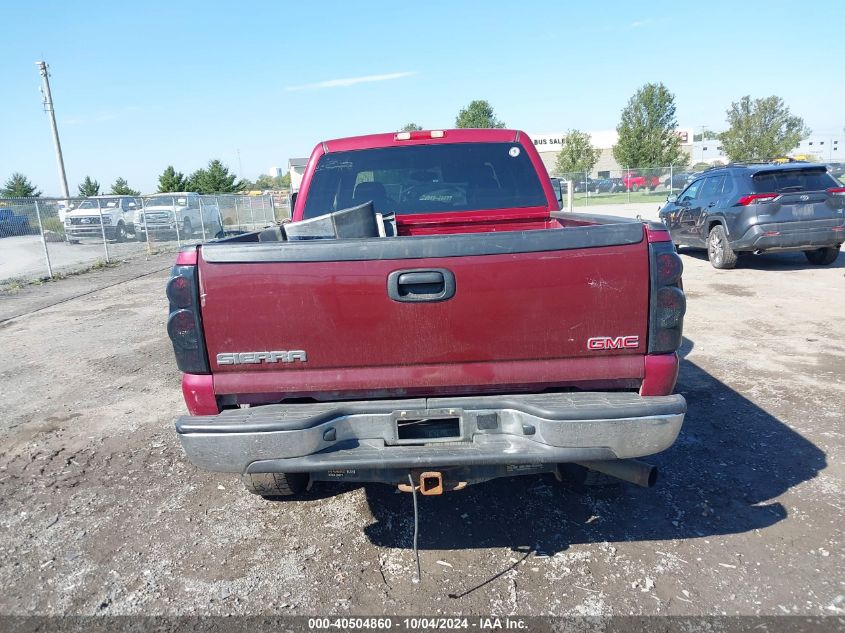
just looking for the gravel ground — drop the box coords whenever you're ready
[0,248,843,617]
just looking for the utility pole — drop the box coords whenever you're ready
[36,61,70,200]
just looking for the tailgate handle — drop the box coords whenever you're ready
[387,268,455,302]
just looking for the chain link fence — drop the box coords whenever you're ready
[0,193,290,286]
[0,173,705,287]
[551,165,700,209]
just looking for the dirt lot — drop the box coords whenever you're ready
[0,249,843,618]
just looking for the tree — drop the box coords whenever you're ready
[1,173,41,197]
[247,172,292,191]
[719,95,810,161]
[77,176,100,197]
[254,174,279,190]
[455,100,505,129]
[187,160,245,194]
[109,177,140,196]
[157,166,188,193]
[555,130,602,177]
[400,123,423,131]
[612,83,688,168]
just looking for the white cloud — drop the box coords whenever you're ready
[629,18,654,28]
[286,71,417,92]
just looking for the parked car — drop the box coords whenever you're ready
[826,163,845,179]
[663,172,696,190]
[623,173,661,191]
[56,200,75,222]
[170,128,687,500]
[136,193,222,242]
[573,177,596,193]
[559,178,597,194]
[593,177,625,193]
[64,196,140,242]
[659,162,845,269]
[0,206,32,237]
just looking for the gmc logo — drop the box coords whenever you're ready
[587,336,640,350]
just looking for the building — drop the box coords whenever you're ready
[792,135,845,162]
[530,129,845,177]
[267,166,283,178]
[288,157,308,192]
[529,129,696,177]
[689,141,728,165]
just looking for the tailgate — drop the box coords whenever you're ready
[752,168,845,223]
[197,223,650,399]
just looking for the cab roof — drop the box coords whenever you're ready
[322,129,524,153]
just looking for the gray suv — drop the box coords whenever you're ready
[659,163,845,269]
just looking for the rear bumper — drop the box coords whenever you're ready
[175,392,686,478]
[731,219,845,252]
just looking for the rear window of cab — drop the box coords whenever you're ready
[303,142,547,219]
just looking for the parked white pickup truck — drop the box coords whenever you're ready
[64,196,140,242]
[137,193,222,242]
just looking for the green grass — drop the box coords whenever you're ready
[569,190,671,206]
[4,279,24,293]
[40,217,65,235]
[0,259,120,294]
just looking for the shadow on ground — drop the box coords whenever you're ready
[353,337,826,553]
[679,247,844,271]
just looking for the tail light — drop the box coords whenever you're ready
[648,239,686,354]
[167,310,199,349]
[166,274,193,308]
[826,187,845,197]
[166,253,210,374]
[738,193,779,205]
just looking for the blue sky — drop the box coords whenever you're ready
[1,0,842,195]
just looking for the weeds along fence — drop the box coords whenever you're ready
[0,193,290,286]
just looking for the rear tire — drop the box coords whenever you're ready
[115,222,126,243]
[182,218,193,238]
[804,246,840,265]
[707,224,738,269]
[243,472,310,499]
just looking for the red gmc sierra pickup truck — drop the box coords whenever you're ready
[168,128,686,498]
